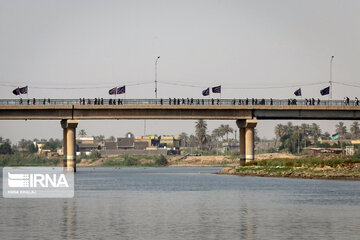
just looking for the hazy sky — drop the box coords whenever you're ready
[1,0,360,143]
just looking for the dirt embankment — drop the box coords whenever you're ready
[168,153,299,167]
[218,160,360,180]
[218,165,360,180]
[77,153,300,167]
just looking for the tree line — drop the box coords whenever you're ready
[275,121,360,154]
[179,120,249,151]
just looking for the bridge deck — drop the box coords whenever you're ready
[0,99,359,120]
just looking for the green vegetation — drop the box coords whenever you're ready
[274,121,360,154]
[77,150,102,163]
[183,148,218,156]
[0,152,60,166]
[244,156,360,168]
[0,142,12,154]
[102,154,168,167]
[44,138,62,152]
[220,155,360,180]
[195,120,207,150]
[28,144,38,153]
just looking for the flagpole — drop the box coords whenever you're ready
[155,56,160,101]
[330,56,334,101]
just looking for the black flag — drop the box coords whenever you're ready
[109,87,117,95]
[202,88,210,96]
[320,86,330,96]
[212,85,221,93]
[12,87,20,96]
[19,86,28,94]
[117,85,126,94]
[294,88,301,96]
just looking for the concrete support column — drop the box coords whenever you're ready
[239,127,246,164]
[245,119,257,162]
[65,120,78,172]
[61,120,68,168]
[237,119,258,164]
[245,127,254,162]
[236,120,246,164]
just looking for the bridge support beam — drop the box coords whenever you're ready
[236,119,258,164]
[61,120,67,168]
[61,119,78,172]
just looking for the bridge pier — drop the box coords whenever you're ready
[61,119,78,172]
[61,120,67,168]
[236,119,258,164]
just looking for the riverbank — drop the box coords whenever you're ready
[218,157,360,180]
[3,152,360,181]
[77,152,298,167]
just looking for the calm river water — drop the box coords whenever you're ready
[1,167,360,239]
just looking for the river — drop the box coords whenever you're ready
[1,167,360,239]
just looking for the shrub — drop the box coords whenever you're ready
[155,155,168,166]
[267,147,277,153]
[0,142,12,155]
[28,144,38,153]
[90,150,101,159]
[123,155,138,166]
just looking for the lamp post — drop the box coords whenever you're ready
[155,56,160,100]
[330,56,334,100]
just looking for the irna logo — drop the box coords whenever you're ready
[3,167,74,198]
[8,172,69,188]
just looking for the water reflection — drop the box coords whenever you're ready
[0,167,359,239]
[62,200,77,239]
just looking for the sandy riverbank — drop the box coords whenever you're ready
[77,153,298,167]
[217,160,360,180]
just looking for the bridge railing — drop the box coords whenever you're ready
[0,98,358,106]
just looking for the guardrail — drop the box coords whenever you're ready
[0,98,358,106]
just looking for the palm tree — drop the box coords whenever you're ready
[335,122,347,139]
[212,128,222,140]
[310,123,321,143]
[211,128,222,154]
[350,121,360,139]
[214,126,225,142]
[285,122,294,135]
[189,134,197,148]
[179,132,189,147]
[195,120,207,150]
[322,132,331,140]
[220,124,234,143]
[78,129,87,137]
[274,124,285,146]
[93,135,105,142]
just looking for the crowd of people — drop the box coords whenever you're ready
[15,97,360,106]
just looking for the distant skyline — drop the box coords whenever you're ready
[1,0,360,143]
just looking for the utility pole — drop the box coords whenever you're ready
[155,56,160,100]
[330,56,334,100]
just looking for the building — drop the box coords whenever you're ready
[76,137,102,153]
[116,138,134,149]
[159,136,181,149]
[33,141,46,154]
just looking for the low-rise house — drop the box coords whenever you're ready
[116,138,134,149]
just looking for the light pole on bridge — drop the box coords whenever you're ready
[330,56,334,100]
[155,56,160,100]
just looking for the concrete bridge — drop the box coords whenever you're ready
[1,98,359,171]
